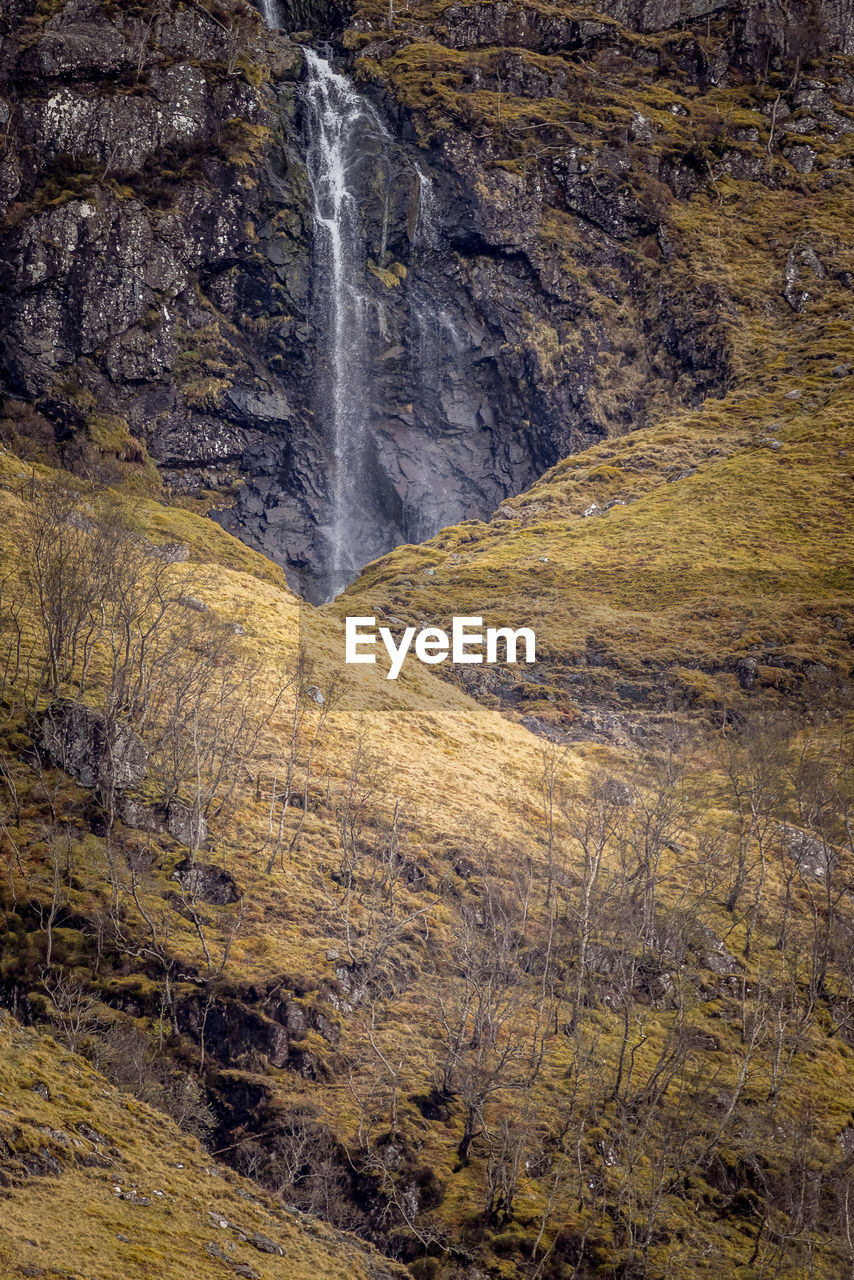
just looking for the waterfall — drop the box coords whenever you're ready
[251,13,460,601]
[257,0,280,28]
[414,167,442,250]
[302,50,392,600]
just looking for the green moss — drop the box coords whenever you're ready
[219,119,273,170]
[53,376,96,414]
[586,464,625,483]
[182,376,231,409]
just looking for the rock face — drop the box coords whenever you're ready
[0,0,307,543]
[40,701,148,796]
[175,857,239,904]
[2,0,854,598]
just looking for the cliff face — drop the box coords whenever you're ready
[0,0,306,506]
[7,0,850,598]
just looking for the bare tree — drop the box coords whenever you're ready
[718,710,789,953]
[560,771,623,1032]
[42,966,101,1052]
[435,860,550,1165]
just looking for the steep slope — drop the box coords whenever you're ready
[0,1012,407,1280]
[335,349,854,742]
[8,1,854,597]
[331,0,854,738]
[2,0,854,1277]
[1,453,854,1279]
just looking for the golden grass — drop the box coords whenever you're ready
[0,1014,408,1280]
[1,446,853,1277]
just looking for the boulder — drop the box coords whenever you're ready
[736,656,758,689]
[780,823,836,882]
[40,702,148,795]
[166,801,208,849]
[174,858,239,905]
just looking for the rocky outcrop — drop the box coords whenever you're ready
[3,0,854,600]
[40,701,148,795]
[0,0,307,512]
[175,857,238,904]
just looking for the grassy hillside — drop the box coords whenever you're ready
[0,1012,407,1280]
[335,363,854,739]
[333,173,854,738]
[319,0,854,744]
[0,447,853,1278]
[1,2,854,1275]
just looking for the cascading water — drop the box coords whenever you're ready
[302,49,393,600]
[257,0,280,29]
[241,7,523,604]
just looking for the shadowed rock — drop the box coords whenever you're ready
[40,702,148,796]
[175,858,239,905]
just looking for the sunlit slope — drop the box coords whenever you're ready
[335,382,852,730]
[0,1014,407,1280]
[334,259,854,737]
[0,448,580,985]
[2,451,854,1279]
[326,8,854,738]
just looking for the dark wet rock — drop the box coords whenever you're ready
[117,795,164,833]
[177,996,291,1069]
[289,1048,317,1078]
[444,3,579,52]
[785,143,817,173]
[311,1009,339,1044]
[277,999,307,1036]
[78,1151,113,1168]
[205,1240,260,1277]
[736,656,759,689]
[24,1147,62,1177]
[247,1232,286,1256]
[76,1121,112,1146]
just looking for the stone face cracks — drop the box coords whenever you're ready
[16,0,841,598]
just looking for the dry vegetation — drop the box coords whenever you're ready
[333,62,854,736]
[2,1,854,1277]
[0,1012,408,1280]
[0,442,853,1279]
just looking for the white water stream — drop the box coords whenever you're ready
[257,4,447,600]
[302,49,394,599]
[257,0,281,29]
